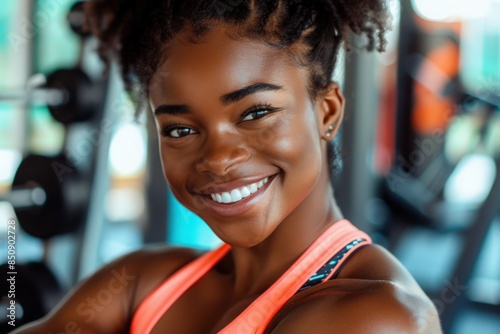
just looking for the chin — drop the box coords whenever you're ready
[204,215,276,247]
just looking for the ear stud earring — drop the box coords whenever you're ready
[325,124,335,138]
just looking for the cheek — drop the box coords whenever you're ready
[258,109,322,177]
[159,150,175,191]
[159,136,196,180]
[159,145,189,199]
[159,143,208,212]
[255,107,323,219]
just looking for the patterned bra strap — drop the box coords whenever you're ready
[219,220,371,334]
[296,237,367,293]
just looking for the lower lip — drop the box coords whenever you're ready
[199,174,277,217]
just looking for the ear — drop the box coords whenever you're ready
[315,82,345,141]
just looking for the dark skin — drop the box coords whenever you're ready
[14,26,441,333]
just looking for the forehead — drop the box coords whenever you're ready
[149,26,308,104]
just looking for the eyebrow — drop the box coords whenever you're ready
[220,83,283,105]
[154,82,283,116]
[154,104,190,116]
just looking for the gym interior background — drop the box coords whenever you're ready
[0,0,499,332]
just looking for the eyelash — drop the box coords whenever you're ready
[160,121,189,138]
[239,103,276,122]
[160,103,278,138]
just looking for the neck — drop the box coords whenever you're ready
[225,178,343,300]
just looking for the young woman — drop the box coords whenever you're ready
[14,0,441,333]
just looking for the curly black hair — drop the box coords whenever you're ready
[84,0,391,178]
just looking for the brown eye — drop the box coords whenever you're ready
[166,127,196,138]
[241,108,269,121]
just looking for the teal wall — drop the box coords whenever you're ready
[167,191,222,250]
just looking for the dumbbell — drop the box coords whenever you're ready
[0,67,100,125]
[1,154,88,239]
[1,185,46,209]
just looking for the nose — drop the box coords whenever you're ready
[195,133,251,175]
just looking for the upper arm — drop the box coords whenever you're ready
[11,246,198,334]
[11,251,143,334]
[270,281,442,334]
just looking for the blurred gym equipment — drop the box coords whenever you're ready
[0,67,100,124]
[376,2,500,332]
[0,262,64,331]
[2,154,87,239]
[0,1,498,333]
[0,1,109,330]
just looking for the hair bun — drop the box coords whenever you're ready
[319,0,391,52]
[84,0,392,103]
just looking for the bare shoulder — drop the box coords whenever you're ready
[270,244,442,334]
[12,245,200,334]
[127,244,203,311]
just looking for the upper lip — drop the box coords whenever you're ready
[195,174,275,195]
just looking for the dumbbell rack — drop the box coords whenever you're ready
[0,1,113,329]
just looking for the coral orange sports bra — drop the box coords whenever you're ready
[131,220,371,333]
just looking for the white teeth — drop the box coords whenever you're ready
[241,187,251,198]
[230,189,242,202]
[215,194,222,203]
[221,192,231,203]
[209,177,271,204]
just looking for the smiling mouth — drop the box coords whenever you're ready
[208,177,270,204]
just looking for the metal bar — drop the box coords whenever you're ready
[11,0,36,153]
[334,35,379,232]
[0,88,66,105]
[75,64,116,281]
[394,0,417,162]
[0,185,47,208]
[142,106,168,244]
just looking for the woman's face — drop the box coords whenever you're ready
[149,27,335,247]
